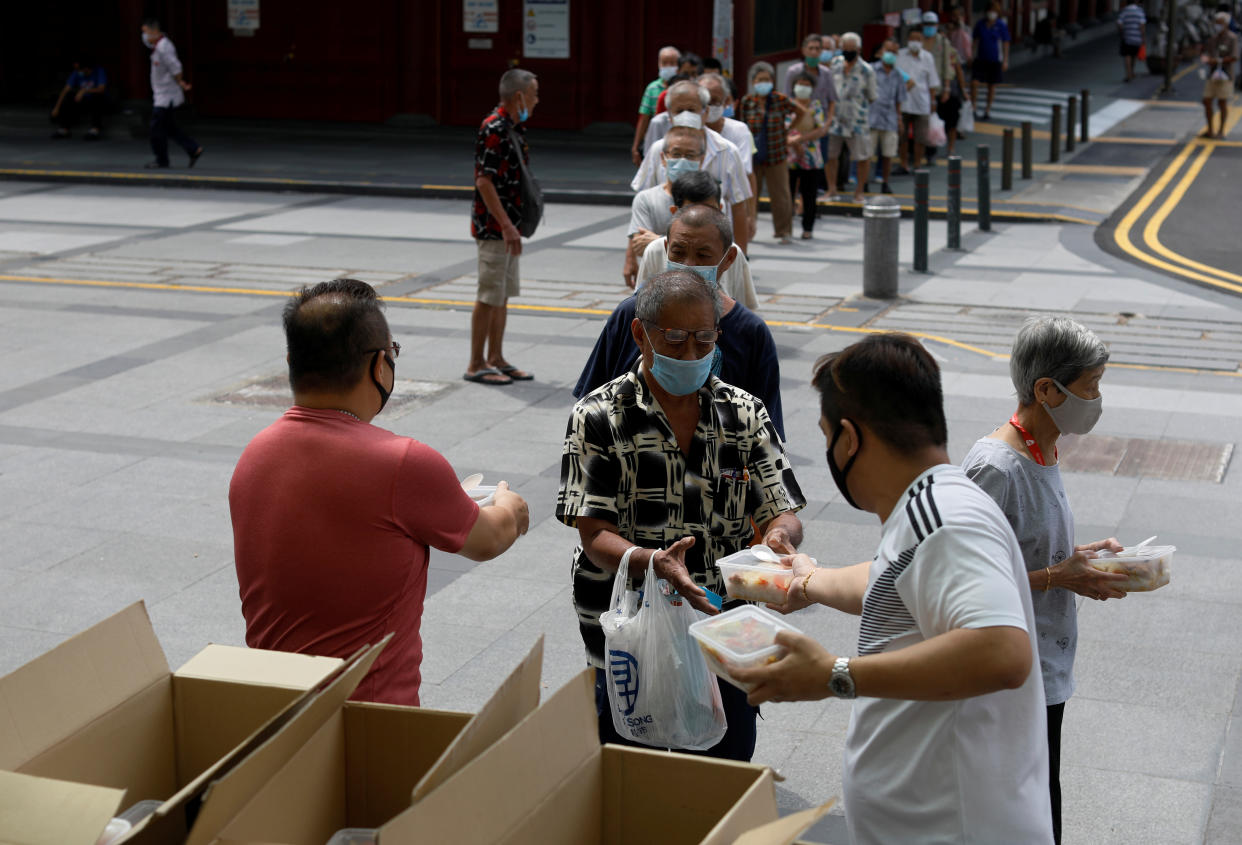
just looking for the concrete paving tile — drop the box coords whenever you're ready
[1219,713,1242,790]
[0,518,114,572]
[421,568,566,634]
[1205,786,1242,845]
[1118,492,1242,547]
[1156,554,1242,606]
[418,620,510,686]
[0,186,302,228]
[767,732,845,815]
[1059,765,1211,845]
[1078,593,1242,657]
[146,565,248,669]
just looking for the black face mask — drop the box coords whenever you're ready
[842,49,859,62]
[371,350,394,413]
[826,420,863,510]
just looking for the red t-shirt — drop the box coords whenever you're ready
[229,407,479,705]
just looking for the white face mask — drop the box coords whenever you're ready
[987,11,999,21]
[671,111,703,130]
[141,31,152,48]
[908,42,922,54]
[706,104,724,123]
[658,65,677,81]
[793,84,814,99]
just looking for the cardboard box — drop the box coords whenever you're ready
[379,670,823,845]
[0,602,345,805]
[0,770,126,845]
[197,636,545,845]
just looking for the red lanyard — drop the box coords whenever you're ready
[1009,414,1057,466]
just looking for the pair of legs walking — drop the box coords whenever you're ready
[149,106,201,167]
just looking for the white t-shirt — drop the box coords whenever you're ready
[631,128,752,213]
[895,48,940,116]
[628,184,674,237]
[645,114,757,175]
[843,465,1052,845]
[149,36,186,108]
[636,236,759,311]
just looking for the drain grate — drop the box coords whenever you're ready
[209,374,450,409]
[1060,434,1234,482]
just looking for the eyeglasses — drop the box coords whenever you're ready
[643,323,720,344]
[366,341,401,359]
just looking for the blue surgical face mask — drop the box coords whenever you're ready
[882,51,897,66]
[754,81,773,96]
[665,256,723,285]
[516,93,529,123]
[722,104,735,118]
[923,25,938,37]
[658,65,677,81]
[646,335,716,396]
[663,157,700,182]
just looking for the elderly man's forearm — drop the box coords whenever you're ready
[475,175,512,230]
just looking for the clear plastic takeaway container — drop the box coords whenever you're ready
[325,829,378,845]
[715,546,796,604]
[1089,545,1175,592]
[465,485,498,507]
[689,605,800,692]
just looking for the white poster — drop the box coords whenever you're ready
[712,0,733,76]
[227,0,259,32]
[464,0,499,33]
[523,0,570,59]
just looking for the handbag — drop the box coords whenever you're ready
[506,126,544,237]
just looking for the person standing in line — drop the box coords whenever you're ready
[1202,11,1239,138]
[739,62,807,244]
[700,72,759,241]
[623,127,704,287]
[787,72,828,238]
[783,33,838,183]
[961,316,1128,845]
[947,5,973,66]
[896,30,940,172]
[465,68,539,386]
[868,46,906,194]
[51,61,107,140]
[632,46,680,165]
[140,19,202,169]
[824,33,878,204]
[923,12,966,156]
[1117,0,1147,82]
[971,1,1010,121]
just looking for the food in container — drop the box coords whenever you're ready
[1089,544,1174,592]
[715,546,796,604]
[689,605,800,692]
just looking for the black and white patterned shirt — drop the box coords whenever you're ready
[556,363,805,667]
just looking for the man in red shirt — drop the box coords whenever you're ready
[231,278,529,705]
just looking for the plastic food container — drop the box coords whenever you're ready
[325,829,378,845]
[689,605,800,692]
[465,484,497,507]
[1089,545,1175,592]
[715,546,796,604]
[96,819,131,845]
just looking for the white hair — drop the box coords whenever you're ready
[840,32,861,49]
[1009,316,1110,405]
[658,45,681,61]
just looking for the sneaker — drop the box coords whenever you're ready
[881,182,894,194]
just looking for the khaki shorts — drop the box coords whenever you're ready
[1204,77,1233,102]
[871,129,899,158]
[827,132,872,161]
[476,238,520,306]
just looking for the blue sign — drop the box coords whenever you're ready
[608,649,639,715]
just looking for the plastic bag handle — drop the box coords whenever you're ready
[609,545,642,619]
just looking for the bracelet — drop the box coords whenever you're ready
[802,568,817,603]
[1045,566,1053,592]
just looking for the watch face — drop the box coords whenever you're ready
[830,676,853,697]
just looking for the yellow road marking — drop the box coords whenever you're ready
[1091,136,1180,145]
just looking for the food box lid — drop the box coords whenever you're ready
[715,546,786,572]
[689,606,800,662]
[1098,544,1176,561]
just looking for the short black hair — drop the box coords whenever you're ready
[703,57,723,71]
[142,17,160,29]
[671,170,721,207]
[812,333,947,454]
[794,71,817,88]
[283,278,390,394]
[680,52,704,72]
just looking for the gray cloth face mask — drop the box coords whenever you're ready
[1042,378,1102,435]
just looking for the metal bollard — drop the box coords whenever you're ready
[862,196,901,298]
[914,170,930,273]
[977,145,992,232]
[1021,121,1033,179]
[947,156,962,250]
[1050,105,1061,163]
[1066,96,1077,153]
[1080,89,1090,142]
[1002,129,1014,191]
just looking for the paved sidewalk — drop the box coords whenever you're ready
[0,185,1239,843]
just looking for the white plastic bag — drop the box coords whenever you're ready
[958,100,974,134]
[599,550,727,750]
[927,112,948,147]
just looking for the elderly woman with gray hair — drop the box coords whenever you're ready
[961,315,1127,845]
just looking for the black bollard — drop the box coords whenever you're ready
[1080,89,1090,142]
[914,170,930,272]
[977,145,992,233]
[1021,121,1033,179]
[947,156,962,250]
[1050,105,1061,163]
[1067,96,1077,153]
[1002,129,1014,191]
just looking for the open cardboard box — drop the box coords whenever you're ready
[0,770,126,845]
[196,636,545,845]
[380,670,834,845]
[0,602,345,805]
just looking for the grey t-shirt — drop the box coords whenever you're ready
[627,184,674,237]
[962,436,1077,705]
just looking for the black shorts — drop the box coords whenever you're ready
[1120,41,1141,57]
[973,58,1003,85]
[937,95,963,130]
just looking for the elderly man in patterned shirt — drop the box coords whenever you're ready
[825,32,877,203]
[557,268,805,762]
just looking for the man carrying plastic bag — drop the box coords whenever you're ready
[557,253,806,761]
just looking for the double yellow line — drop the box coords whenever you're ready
[1113,110,1242,294]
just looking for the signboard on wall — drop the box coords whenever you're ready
[464,0,499,33]
[227,0,259,35]
[712,0,733,75]
[523,0,570,59]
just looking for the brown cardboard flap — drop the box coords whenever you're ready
[380,669,598,845]
[0,602,168,771]
[405,634,544,805]
[699,770,781,845]
[730,801,836,845]
[175,645,343,690]
[0,770,125,845]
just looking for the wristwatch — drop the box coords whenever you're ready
[828,656,856,699]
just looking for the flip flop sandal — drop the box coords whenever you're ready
[497,365,534,381]
[463,367,512,385]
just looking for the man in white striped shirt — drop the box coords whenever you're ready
[141,18,203,169]
[1117,1,1147,82]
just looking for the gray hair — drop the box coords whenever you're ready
[748,61,776,86]
[669,204,733,254]
[840,32,861,49]
[1216,11,1232,23]
[635,270,723,325]
[499,68,537,99]
[1009,316,1110,405]
[658,45,681,62]
[698,72,728,96]
[664,125,706,155]
[667,80,709,108]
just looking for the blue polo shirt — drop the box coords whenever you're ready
[869,62,907,131]
[973,19,1011,63]
[66,67,107,90]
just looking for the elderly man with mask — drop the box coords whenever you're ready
[825,33,878,204]
[624,127,705,287]
[632,45,680,166]
[558,267,805,761]
[897,28,941,172]
[633,80,752,256]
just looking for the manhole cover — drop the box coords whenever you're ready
[1060,434,1233,482]
[209,374,450,409]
